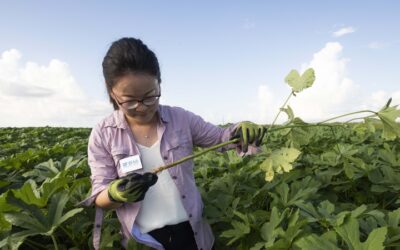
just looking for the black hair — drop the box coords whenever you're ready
[102,37,161,110]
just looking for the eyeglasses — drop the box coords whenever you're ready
[112,90,161,110]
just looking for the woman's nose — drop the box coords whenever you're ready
[135,102,148,112]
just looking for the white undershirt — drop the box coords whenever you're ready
[135,140,189,234]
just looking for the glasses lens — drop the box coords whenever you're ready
[123,101,139,110]
[121,96,160,110]
[142,96,159,105]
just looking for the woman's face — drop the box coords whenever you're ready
[111,72,160,125]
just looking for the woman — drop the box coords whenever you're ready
[81,37,266,250]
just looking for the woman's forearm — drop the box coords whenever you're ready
[95,188,123,209]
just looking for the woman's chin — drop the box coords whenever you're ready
[127,112,156,125]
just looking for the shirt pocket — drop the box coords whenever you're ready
[168,134,193,166]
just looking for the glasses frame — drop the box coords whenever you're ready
[111,90,161,110]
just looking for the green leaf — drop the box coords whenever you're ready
[1,230,39,250]
[284,68,315,93]
[317,200,335,218]
[362,226,387,250]
[259,158,274,182]
[56,207,83,228]
[100,226,123,249]
[295,202,319,222]
[0,213,11,232]
[388,208,400,228]
[260,207,288,245]
[288,209,300,227]
[40,174,69,202]
[334,217,361,249]
[5,192,48,232]
[273,183,290,206]
[295,233,340,250]
[377,105,400,140]
[350,205,367,218]
[333,211,350,227]
[220,210,251,245]
[335,217,387,250]
[5,189,82,238]
[250,242,265,250]
[11,179,46,207]
[220,220,250,245]
[343,161,355,179]
[384,97,392,109]
[281,105,295,121]
[0,191,18,213]
[364,118,378,133]
[259,147,301,182]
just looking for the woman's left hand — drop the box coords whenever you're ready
[231,121,267,153]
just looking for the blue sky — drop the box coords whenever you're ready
[0,1,399,127]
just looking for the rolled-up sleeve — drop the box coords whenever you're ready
[79,125,117,206]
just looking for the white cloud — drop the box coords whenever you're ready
[0,49,112,127]
[202,40,398,126]
[249,41,400,125]
[204,40,398,126]
[241,84,281,124]
[249,42,360,124]
[288,42,359,122]
[332,26,355,37]
[361,90,400,110]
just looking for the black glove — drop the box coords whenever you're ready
[108,172,158,203]
[231,121,267,153]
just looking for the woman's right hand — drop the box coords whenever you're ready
[107,172,158,203]
[231,121,267,153]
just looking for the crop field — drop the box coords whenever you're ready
[0,122,400,250]
[1,69,400,250]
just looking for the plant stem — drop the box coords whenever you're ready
[270,91,294,128]
[317,110,376,124]
[51,235,59,250]
[152,138,240,174]
[268,123,343,132]
[153,123,344,174]
[24,239,46,250]
[265,91,294,142]
[151,111,376,174]
[60,225,79,247]
[383,195,398,209]
[344,114,377,123]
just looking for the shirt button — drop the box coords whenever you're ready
[163,156,168,160]
[189,214,192,218]
[96,224,101,228]
[181,195,186,199]
[172,176,177,180]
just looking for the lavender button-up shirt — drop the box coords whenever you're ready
[79,105,243,250]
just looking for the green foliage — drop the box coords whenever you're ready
[195,118,400,249]
[2,119,400,249]
[1,68,400,249]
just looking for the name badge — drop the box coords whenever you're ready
[119,155,143,173]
